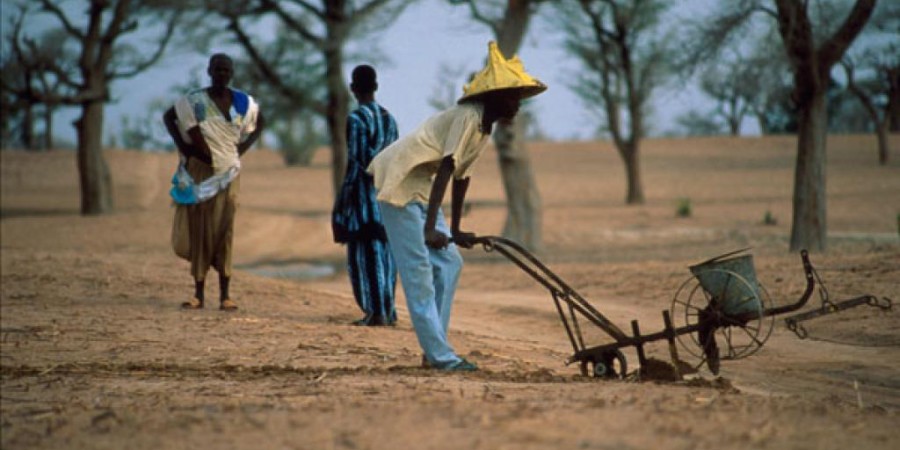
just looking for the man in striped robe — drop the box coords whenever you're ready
[332,65,399,326]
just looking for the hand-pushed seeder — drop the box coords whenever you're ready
[467,236,892,379]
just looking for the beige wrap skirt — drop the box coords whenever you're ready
[171,157,240,281]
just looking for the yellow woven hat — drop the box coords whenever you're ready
[458,41,547,103]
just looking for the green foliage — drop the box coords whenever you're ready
[676,198,692,218]
[277,114,325,167]
[763,210,777,226]
[118,98,173,151]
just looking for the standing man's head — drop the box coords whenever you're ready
[207,53,234,90]
[350,65,378,103]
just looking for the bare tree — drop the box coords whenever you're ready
[842,57,895,165]
[697,55,760,136]
[229,27,327,166]
[4,0,180,214]
[776,0,876,251]
[557,0,676,205]
[693,0,877,252]
[840,2,899,164]
[448,0,550,251]
[674,110,725,136]
[193,0,410,198]
[1,10,70,150]
[427,63,469,112]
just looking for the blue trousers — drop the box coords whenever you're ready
[379,201,464,367]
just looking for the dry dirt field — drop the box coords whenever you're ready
[1,134,898,450]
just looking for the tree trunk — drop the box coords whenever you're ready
[324,56,348,199]
[495,117,542,250]
[888,67,899,132]
[621,144,644,205]
[44,105,53,150]
[76,100,113,215]
[22,104,35,150]
[729,118,740,136]
[493,0,542,251]
[789,92,827,252]
[875,120,889,165]
[756,113,770,135]
[324,44,349,199]
[776,0,875,252]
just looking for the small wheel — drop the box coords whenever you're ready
[592,349,627,379]
[579,361,590,377]
[593,361,609,378]
[671,269,775,364]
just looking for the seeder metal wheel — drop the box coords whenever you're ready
[580,349,628,379]
[670,269,775,363]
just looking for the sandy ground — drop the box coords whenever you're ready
[1,134,899,450]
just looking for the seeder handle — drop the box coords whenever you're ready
[762,249,816,317]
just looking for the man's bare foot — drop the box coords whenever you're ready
[181,298,203,310]
[219,299,238,311]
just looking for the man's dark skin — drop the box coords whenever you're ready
[162,53,265,309]
[424,89,521,250]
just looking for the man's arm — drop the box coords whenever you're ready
[450,175,476,248]
[163,107,211,165]
[424,156,455,249]
[238,110,265,156]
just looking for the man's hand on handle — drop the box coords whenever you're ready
[424,229,450,249]
[451,230,477,249]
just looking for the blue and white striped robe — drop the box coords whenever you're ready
[332,102,399,323]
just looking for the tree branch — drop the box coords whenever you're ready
[79,0,106,73]
[109,10,182,79]
[285,0,326,21]
[256,0,324,46]
[227,16,326,114]
[21,36,82,90]
[755,5,779,19]
[818,0,877,71]
[841,59,881,123]
[38,0,85,41]
[353,0,399,24]
[97,0,135,68]
[449,0,500,35]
